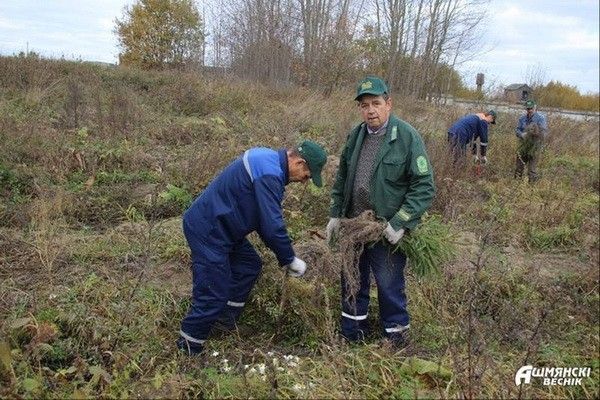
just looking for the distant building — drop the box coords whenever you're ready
[504,83,533,103]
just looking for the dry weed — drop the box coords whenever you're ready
[296,211,384,300]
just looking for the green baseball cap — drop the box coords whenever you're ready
[525,100,536,109]
[297,140,327,187]
[355,76,389,100]
[487,109,497,124]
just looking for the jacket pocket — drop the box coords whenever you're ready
[381,156,406,182]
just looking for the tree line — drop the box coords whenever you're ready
[115,0,599,111]
[115,0,488,100]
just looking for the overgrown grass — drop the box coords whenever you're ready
[0,55,598,399]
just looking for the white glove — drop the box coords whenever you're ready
[326,218,341,243]
[286,257,306,278]
[383,223,405,245]
[474,155,480,163]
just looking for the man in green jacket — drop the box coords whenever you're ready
[326,76,435,348]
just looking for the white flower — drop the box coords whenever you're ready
[257,363,266,375]
[283,355,300,368]
[292,383,306,393]
[211,351,219,357]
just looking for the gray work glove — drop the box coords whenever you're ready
[286,257,306,278]
[326,217,341,243]
[383,223,405,245]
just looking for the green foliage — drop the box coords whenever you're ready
[115,0,204,70]
[158,184,193,210]
[395,214,456,277]
[527,224,578,250]
[0,163,33,203]
[399,357,452,381]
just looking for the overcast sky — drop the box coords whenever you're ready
[0,0,598,94]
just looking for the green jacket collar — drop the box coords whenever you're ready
[373,114,400,167]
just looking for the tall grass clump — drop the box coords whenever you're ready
[395,214,456,277]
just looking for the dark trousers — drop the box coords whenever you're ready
[180,223,262,345]
[514,151,539,183]
[448,133,468,165]
[340,242,409,341]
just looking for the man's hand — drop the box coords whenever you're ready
[326,218,341,243]
[383,223,405,245]
[480,156,488,165]
[525,124,538,135]
[286,257,306,278]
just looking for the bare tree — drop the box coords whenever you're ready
[372,0,488,99]
[203,0,488,96]
[524,63,547,90]
[224,0,298,85]
[296,0,366,92]
[297,0,333,85]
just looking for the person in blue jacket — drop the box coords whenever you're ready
[514,100,548,183]
[447,110,497,164]
[177,140,327,355]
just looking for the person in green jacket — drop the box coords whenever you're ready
[325,76,435,348]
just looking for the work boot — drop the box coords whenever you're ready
[177,336,203,356]
[388,329,411,350]
[212,320,236,334]
[211,314,237,334]
[340,329,367,344]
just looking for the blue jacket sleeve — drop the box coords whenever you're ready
[253,175,295,266]
[537,114,549,138]
[515,116,526,138]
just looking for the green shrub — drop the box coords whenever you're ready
[158,184,193,210]
[0,163,33,203]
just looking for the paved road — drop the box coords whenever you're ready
[444,98,599,123]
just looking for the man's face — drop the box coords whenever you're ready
[288,157,311,184]
[358,94,392,130]
[526,107,534,117]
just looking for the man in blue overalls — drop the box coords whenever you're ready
[177,141,327,355]
[447,110,497,164]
